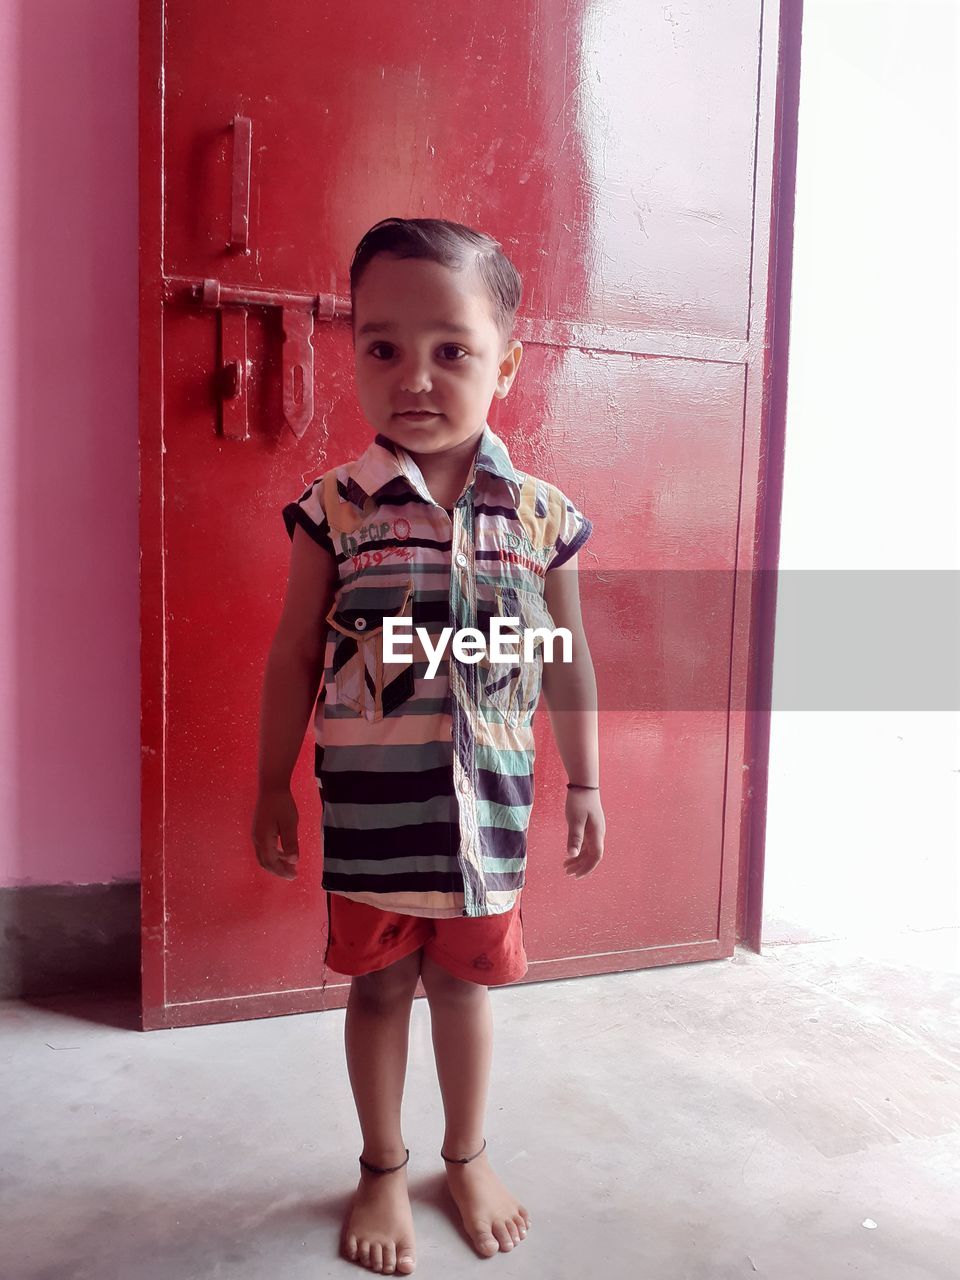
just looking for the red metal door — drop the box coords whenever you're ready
[140,0,794,1029]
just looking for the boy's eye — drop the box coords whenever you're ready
[366,343,468,361]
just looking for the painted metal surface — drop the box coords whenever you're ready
[140,0,795,1028]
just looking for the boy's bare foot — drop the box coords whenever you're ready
[442,1141,531,1258]
[341,1157,416,1274]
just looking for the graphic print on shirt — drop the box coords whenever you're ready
[324,577,416,721]
[474,580,558,728]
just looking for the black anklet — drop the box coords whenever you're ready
[359,1148,410,1174]
[440,1138,487,1164]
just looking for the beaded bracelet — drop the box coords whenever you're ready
[566,782,600,790]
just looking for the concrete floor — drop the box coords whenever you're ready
[3,933,959,1280]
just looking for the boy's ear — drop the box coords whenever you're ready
[496,341,522,396]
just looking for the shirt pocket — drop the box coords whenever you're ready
[324,578,416,721]
[476,582,556,728]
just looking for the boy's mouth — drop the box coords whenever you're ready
[395,411,441,421]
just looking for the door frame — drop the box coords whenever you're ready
[137,0,803,1027]
[738,0,804,953]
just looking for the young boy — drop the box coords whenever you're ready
[253,217,605,1275]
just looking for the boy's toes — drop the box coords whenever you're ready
[396,1237,416,1273]
[492,1221,515,1251]
[472,1226,500,1257]
[370,1242,383,1271]
[343,1232,359,1261]
[512,1214,528,1239]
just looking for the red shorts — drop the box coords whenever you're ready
[324,891,527,986]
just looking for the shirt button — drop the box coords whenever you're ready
[455,552,468,567]
[354,618,367,631]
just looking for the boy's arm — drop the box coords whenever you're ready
[256,525,338,790]
[541,553,604,879]
[540,553,599,785]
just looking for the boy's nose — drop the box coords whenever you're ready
[399,370,432,391]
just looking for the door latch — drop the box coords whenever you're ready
[229,116,252,255]
[192,278,348,440]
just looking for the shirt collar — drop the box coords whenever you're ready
[346,421,523,509]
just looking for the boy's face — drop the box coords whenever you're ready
[351,253,522,456]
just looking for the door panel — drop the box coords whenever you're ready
[140,0,791,1027]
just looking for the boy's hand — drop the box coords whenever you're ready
[252,786,301,880]
[563,788,605,878]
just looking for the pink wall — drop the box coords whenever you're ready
[0,1,139,886]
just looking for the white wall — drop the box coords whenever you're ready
[763,1,960,950]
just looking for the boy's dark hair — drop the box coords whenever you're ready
[349,217,522,347]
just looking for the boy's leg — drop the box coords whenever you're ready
[346,947,422,1168]
[342,947,422,1275]
[419,953,531,1258]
